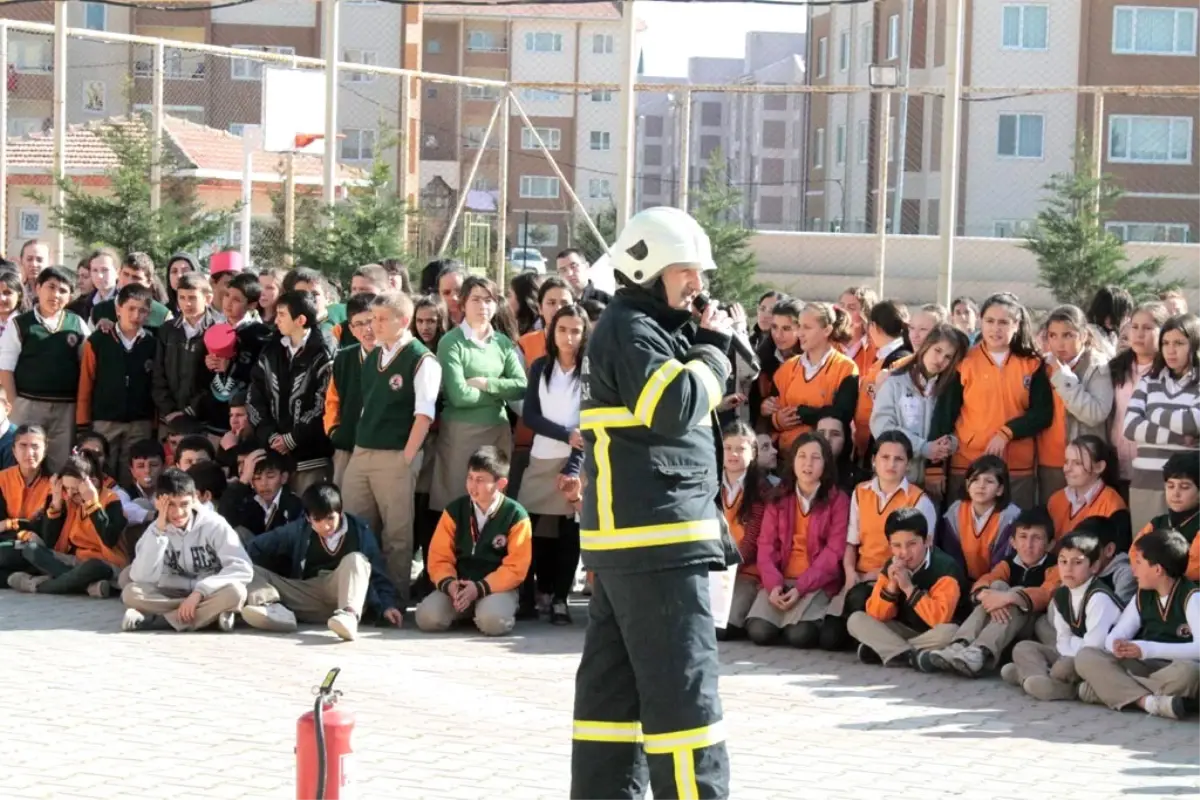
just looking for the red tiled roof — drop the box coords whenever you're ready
[4,115,365,182]
[424,1,622,20]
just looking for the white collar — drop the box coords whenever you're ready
[34,307,65,330]
[801,347,833,372]
[1066,481,1103,512]
[116,326,146,350]
[285,329,311,355]
[1012,552,1049,570]
[846,336,867,358]
[870,476,911,501]
[474,493,504,520]
[254,488,282,514]
[461,320,494,345]
[795,485,817,514]
[971,504,995,531]
[320,514,349,551]
[722,472,745,503]
[93,287,116,304]
[378,334,412,365]
[877,337,905,361]
[1068,576,1094,603]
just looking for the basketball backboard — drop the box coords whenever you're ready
[262,67,327,154]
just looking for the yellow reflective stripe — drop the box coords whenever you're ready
[683,360,723,413]
[642,722,727,754]
[580,406,640,430]
[572,720,643,743]
[580,519,721,551]
[594,427,616,531]
[634,359,685,426]
[673,750,700,800]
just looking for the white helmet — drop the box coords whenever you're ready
[610,206,715,285]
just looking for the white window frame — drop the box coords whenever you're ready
[887,15,900,60]
[1105,221,1191,243]
[835,124,846,165]
[231,45,295,81]
[11,37,51,74]
[856,119,869,163]
[814,127,825,168]
[471,176,497,192]
[83,2,106,31]
[588,178,612,199]
[1108,115,1193,164]
[838,30,850,72]
[590,89,614,103]
[592,34,614,54]
[343,49,377,83]
[82,80,106,114]
[340,128,377,161]
[1001,4,1049,51]
[521,127,561,150]
[466,84,501,100]
[1113,6,1197,56]
[860,23,873,65]
[18,207,42,238]
[590,131,612,151]
[524,32,563,53]
[519,175,561,199]
[467,30,506,52]
[996,112,1045,159]
[521,88,561,103]
[817,37,828,78]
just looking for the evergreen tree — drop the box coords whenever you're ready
[573,204,617,265]
[691,149,764,307]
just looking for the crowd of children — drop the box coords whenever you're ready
[0,238,1195,720]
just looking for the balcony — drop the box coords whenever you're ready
[134,48,207,81]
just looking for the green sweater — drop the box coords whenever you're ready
[329,345,367,452]
[436,326,527,426]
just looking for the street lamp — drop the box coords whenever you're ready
[869,64,901,297]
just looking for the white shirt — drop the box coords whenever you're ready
[255,488,282,520]
[971,505,995,536]
[1065,480,1103,515]
[845,337,866,359]
[181,316,207,341]
[321,513,349,552]
[284,329,311,359]
[1105,583,1200,662]
[795,486,817,515]
[92,287,116,306]
[531,360,582,460]
[116,327,147,352]
[800,347,834,380]
[876,337,905,363]
[461,320,495,347]
[0,308,92,371]
[473,493,504,532]
[1049,577,1124,658]
[722,472,746,507]
[988,349,1009,367]
[847,477,938,546]
[377,336,443,420]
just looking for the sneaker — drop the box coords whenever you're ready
[927,642,965,672]
[121,608,162,632]
[999,663,1022,687]
[912,650,941,673]
[1143,695,1187,721]
[950,645,988,678]
[242,603,299,632]
[856,643,883,665]
[1077,681,1102,705]
[550,601,572,626]
[217,611,237,632]
[86,580,112,599]
[327,609,358,642]
[7,571,38,593]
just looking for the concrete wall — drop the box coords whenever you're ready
[750,230,1200,307]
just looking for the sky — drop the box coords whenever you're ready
[637,1,809,77]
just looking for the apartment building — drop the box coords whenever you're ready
[419,2,631,256]
[633,74,682,211]
[805,0,1199,242]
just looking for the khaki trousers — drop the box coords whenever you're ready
[121,582,246,631]
[847,611,957,664]
[93,419,155,485]
[331,449,352,488]
[951,581,1036,659]
[1075,647,1200,710]
[342,447,416,603]
[13,398,75,472]
[414,589,518,637]
[289,461,332,497]
[245,554,371,622]
[1011,641,1079,698]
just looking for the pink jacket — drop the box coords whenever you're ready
[756,487,850,596]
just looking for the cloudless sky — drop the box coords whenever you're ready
[637,1,809,77]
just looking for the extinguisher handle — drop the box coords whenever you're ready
[315,667,342,701]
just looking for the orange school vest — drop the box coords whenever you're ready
[784,498,811,579]
[50,488,128,568]
[0,466,51,522]
[772,350,859,453]
[957,503,1006,581]
[723,488,759,578]
[854,481,928,573]
[951,345,1042,475]
[1047,484,1127,538]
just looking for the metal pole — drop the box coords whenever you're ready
[51,1,67,262]
[875,90,891,296]
[495,94,510,285]
[0,22,9,255]
[1092,91,1105,219]
[677,90,691,212]
[284,154,296,267]
[614,0,638,229]
[438,99,503,256]
[397,74,411,252]
[150,41,165,215]
[239,129,256,267]
[891,0,915,235]
[321,0,340,206]
[935,0,965,307]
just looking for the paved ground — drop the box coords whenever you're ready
[1,593,1197,800]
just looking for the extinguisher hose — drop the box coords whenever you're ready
[314,693,328,800]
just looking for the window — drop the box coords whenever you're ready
[7,118,43,137]
[590,90,614,103]
[814,127,825,168]
[466,84,501,100]
[133,104,206,124]
[860,23,873,64]
[521,88,561,103]
[467,31,506,52]
[1113,7,1197,55]
[18,208,42,238]
[343,49,377,82]
[82,80,106,113]
[231,46,295,81]
[517,223,559,248]
[519,176,560,199]
[426,40,441,54]
[590,131,612,151]
[11,37,51,73]
[701,102,722,126]
[1106,221,1191,243]
[762,119,787,149]
[1002,5,1049,50]
[471,176,497,192]
[838,30,850,72]
[524,32,563,53]
[641,175,663,196]
[835,125,846,165]
[993,220,1035,238]
[426,87,438,99]
[521,127,561,150]
[340,129,377,161]
[83,2,106,31]
[644,144,663,166]
[857,119,869,163]
[997,113,1044,158]
[134,46,205,79]
[645,116,664,137]
[1109,115,1192,163]
[588,178,612,199]
[817,36,828,77]
[887,14,900,60]
[593,34,614,54]
[465,127,497,149]
[809,217,823,232]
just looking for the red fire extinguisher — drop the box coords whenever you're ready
[296,668,355,800]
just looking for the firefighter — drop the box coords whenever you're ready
[571,206,736,799]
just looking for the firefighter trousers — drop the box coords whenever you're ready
[570,564,730,799]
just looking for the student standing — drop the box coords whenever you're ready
[0,270,24,340]
[853,300,912,460]
[66,248,119,320]
[1109,302,1168,497]
[324,293,378,486]
[0,267,90,470]
[152,272,220,425]
[92,252,173,330]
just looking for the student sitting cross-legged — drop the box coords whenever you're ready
[241,483,402,641]
[847,507,966,666]
[917,507,1061,677]
[1003,529,1124,701]
[1075,528,1200,720]
[120,468,253,632]
[414,446,532,637]
[1134,452,1199,582]
[218,449,304,542]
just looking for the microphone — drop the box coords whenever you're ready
[693,292,761,374]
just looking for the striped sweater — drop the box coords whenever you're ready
[1123,367,1199,492]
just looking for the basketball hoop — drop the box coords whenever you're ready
[291,132,346,153]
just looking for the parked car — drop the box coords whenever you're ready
[508,247,547,273]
